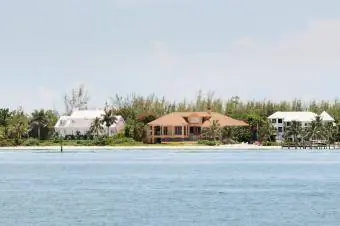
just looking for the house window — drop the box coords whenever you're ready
[286,122,291,127]
[271,119,277,123]
[163,127,168,135]
[155,126,161,135]
[175,126,182,135]
[278,119,283,123]
[278,127,283,133]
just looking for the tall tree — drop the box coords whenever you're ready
[324,122,337,145]
[30,109,49,140]
[45,110,59,138]
[124,120,145,142]
[285,120,302,143]
[259,119,276,142]
[101,107,117,136]
[8,109,29,145]
[246,114,262,142]
[89,117,104,137]
[0,108,12,137]
[64,84,90,115]
[306,116,325,141]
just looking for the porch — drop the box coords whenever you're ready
[148,125,203,143]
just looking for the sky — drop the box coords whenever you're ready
[0,0,340,113]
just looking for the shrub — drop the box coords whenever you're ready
[113,133,126,139]
[0,139,15,147]
[262,141,279,146]
[93,136,109,146]
[107,135,138,145]
[22,138,40,146]
[197,140,220,146]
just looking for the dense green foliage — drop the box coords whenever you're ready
[0,108,58,146]
[284,117,338,146]
[1,88,340,146]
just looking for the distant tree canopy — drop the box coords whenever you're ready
[109,91,340,122]
[64,84,90,115]
[1,89,340,145]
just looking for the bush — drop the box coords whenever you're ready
[22,138,40,146]
[93,136,109,146]
[262,141,280,146]
[197,140,220,146]
[107,135,139,146]
[113,133,126,139]
[0,139,15,147]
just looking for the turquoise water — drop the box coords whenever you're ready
[1,150,340,225]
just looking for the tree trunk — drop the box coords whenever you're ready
[4,126,8,137]
[38,127,41,140]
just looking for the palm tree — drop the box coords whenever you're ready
[259,119,276,143]
[89,117,104,137]
[306,116,325,142]
[246,114,262,142]
[101,107,117,136]
[201,120,222,141]
[0,108,12,137]
[30,109,49,140]
[44,110,59,139]
[324,122,337,147]
[285,120,302,144]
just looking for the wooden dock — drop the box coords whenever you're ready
[282,144,336,149]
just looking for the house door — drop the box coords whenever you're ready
[190,127,201,135]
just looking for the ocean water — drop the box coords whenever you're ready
[1,150,340,226]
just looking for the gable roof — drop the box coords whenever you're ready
[268,111,335,122]
[147,112,248,127]
[147,114,188,126]
[320,111,335,121]
[268,111,317,122]
[171,112,212,118]
[55,115,123,129]
[201,112,248,127]
[55,109,123,128]
[70,109,104,118]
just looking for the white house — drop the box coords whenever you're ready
[54,109,125,137]
[268,111,335,142]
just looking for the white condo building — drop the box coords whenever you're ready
[268,111,335,142]
[54,109,125,137]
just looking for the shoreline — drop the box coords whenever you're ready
[0,144,283,151]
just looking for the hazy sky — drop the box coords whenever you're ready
[0,0,339,112]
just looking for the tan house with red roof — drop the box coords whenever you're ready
[146,110,248,143]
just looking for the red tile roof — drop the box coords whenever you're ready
[148,112,248,127]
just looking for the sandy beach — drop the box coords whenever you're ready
[0,144,282,151]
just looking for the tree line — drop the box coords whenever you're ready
[1,86,340,146]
